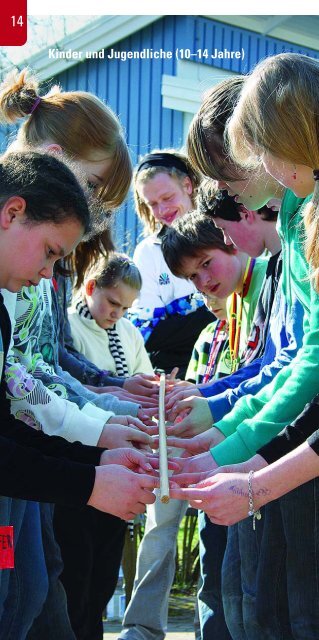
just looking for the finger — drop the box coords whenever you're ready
[134,443,153,453]
[167,367,179,381]
[151,436,159,449]
[165,391,184,408]
[142,374,159,382]
[136,466,159,477]
[139,378,157,389]
[170,488,204,502]
[139,474,160,491]
[166,436,194,449]
[134,396,159,407]
[143,424,159,436]
[147,456,180,472]
[130,417,146,427]
[180,450,193,459]
[188,498,205,508]
[165,422,191,437]
[129,429,153,443]
[137,459,155,472]
[168,400,192,422]
[175,487,210,500]
[129,421,149,434]
[168,486,191,500]
[169,472,207,486]
[191,476,218,489]
[140,490,158,505]
[139,400,159,408]
[140,407,159,418]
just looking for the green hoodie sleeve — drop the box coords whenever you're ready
[211,299,319,464]
[212,192,319,466]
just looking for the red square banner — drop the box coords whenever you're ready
[0,526,14,569]
[0,0,27,46]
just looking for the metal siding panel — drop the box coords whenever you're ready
[96,53,108,103]
[150,20,164,149]
[192,17,319,74]
[138,49,152,156]
[115,39,133,247]
[117,45,130,133]
[86,60,99,95]
[161,16,182,149]
[127,36,141,158]
[229,28,242,73]
[106,56,119,114]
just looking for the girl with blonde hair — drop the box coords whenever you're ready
[68,253,153,377]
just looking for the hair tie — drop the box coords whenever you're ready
[137,152,189,175]
[313,170,319,181]
[29,97,41,115]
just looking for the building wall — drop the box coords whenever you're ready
[1,15,318,252]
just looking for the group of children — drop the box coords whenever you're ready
[1,50,319,640]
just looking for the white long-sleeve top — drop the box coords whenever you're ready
[4,281,114,446]
[68,310,154,376]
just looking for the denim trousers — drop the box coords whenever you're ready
[223,478,319,640]
[197,511,232,640]
[222,516,267,640]
[120,493,188,640]
[257,479,319,639]
[0,499,48,640]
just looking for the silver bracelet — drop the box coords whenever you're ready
[248,470,262,530]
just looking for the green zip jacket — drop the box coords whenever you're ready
[211,189,319,465]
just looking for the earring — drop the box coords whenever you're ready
[293,164,297,180]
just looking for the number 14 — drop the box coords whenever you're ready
[11,15,24,27]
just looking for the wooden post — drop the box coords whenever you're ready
[158,372,169,503]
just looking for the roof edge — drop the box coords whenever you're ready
[21,15,162,80]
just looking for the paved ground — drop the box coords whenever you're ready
[103,594,195,640]
[103,621,194,640]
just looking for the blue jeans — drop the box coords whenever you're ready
[197,511,231,640]
[255,499,291,639]
[257,480,319,639]
[120,492,188,640]
[26,503,76,640]
[223,480,319,639]
[222,516,267,640]
[0,500,48,640]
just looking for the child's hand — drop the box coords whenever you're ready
[166,396,213,437]
[98,423,153,451]
[123,374,160,397]
[99,448,156,474]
